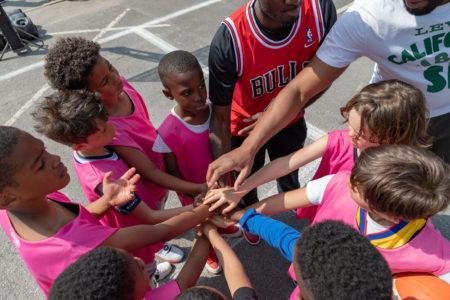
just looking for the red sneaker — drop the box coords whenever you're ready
[205,251,222,274]
[217,225,242,238]
[243,230,260,245]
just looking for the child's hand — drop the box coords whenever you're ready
[208,215,237,228]
[204,186,244,213]
[200,221,217,236]
[102,168,140,207]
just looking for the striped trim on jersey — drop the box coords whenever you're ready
[222,0,324,77]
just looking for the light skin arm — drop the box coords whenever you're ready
[175,232,210,291]
[205,134,328,213]
[207,57,346,189]
[208,104,232,187]
[228,187,312,222]
[202,223,253,295]
[112,145,204,195]
[100,204,211,252]
[84,168,140,219]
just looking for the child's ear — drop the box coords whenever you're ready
[162,88,174,100]
[0,189,18,210]
[73,143,86,151]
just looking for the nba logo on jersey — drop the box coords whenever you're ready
[306,28,313,42]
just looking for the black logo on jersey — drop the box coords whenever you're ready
[250,61,298,98]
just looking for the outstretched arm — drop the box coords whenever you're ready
[175,232,210,291]
[205,134,328,213]
[202,223,254,296]
[112,145,204,195]
[100,204,211,252]
[207,57,346,190]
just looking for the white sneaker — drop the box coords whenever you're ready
[155,243,184,263]
[153,261,173,282]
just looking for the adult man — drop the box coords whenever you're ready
[208,0,336,243]
[207,0,450,205]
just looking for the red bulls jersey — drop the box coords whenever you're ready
[223,0,325,136]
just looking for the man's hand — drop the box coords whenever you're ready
[207,147,254,191]
[204,186,245,213]
[102,167,140,207]
[237,112,263,136]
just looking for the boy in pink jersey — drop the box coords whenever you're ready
[217,145,450,298]
[0,126,213,296]
[49,233,210,300]
[33,90,202,279]
[153,50,241,273]
[205,80,431,222]
[44,38,206,263]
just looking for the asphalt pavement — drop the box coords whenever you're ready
[0,1,448,299]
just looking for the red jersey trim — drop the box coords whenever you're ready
[223,18,243,76]
[312,0,325,40]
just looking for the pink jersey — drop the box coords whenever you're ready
[0,192,117,296]
[289,171,450,299]
[157,113,212,206]
[296,130,354,221]
[145,279,180,299]
[108,76,167,203]
[72,153,162,263]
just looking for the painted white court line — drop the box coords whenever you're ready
[4,84,49,126]
[4,7,128,126]
[0,0,221,82]
[133,28,209,76]
[93,8,130,42]
[47,24,170,36]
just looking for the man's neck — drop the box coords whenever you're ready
[254,1,282,32]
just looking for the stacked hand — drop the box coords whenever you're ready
[102,167,140,207]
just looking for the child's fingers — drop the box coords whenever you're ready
[209,198,228,212]
[128,174,141,185]
[234,168,250,191]
[222,202,237,214]
[120,167,136,180]
[103,171,113,183]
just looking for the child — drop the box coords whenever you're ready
[48,233,210,300]
[32,90,199,278]
[44,37,206,262]
[220,145,450,285]
[153,50,241,273]
[205,80,432,221]
[0,126,212,296]
[175,222,257,300]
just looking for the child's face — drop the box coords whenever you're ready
[7,132,70,204]
[346,180,401,224]
[119,249,149,299]
[348,109,380,150]
[87,56,123,101]
[76,120,116,152]
[163,67,208,114]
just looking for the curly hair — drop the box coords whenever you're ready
[294,220,392,300]
[44,37,101,90]
[158,50,201,87]
[175,286,226,300]
[350,145,450,220]
[32,90,108,146]
[0,126,22,193]
[48,247,134,300]
[340,80,432,148]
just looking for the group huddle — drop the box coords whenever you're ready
[1,0,450,299]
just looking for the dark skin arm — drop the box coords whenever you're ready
[208,104,232,187]
[112,145,204,195]
[175,232,210,291]
[163,152,195,200]
[100,204,211,252]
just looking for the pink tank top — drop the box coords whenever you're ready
[289,172,450,299]
[108,76,167,204]
[72,154,162,263]
[0,192,117,296]
[157,113,212,206]
[296,130,354,221]
[145,279,180,299]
